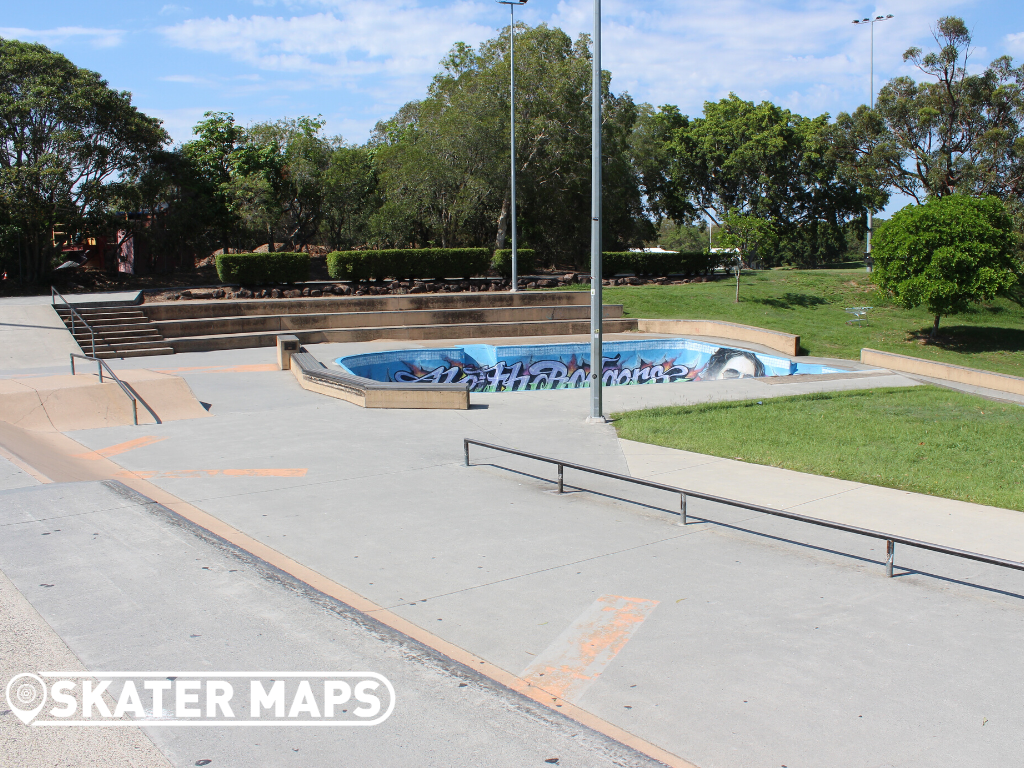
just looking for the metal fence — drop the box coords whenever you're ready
[463,438,1024,578]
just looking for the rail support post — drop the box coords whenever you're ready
[557,464,563,494]
[886,539,895,577]
[679,493,687,526]
[70,354,76,375]
[464,440,469,467]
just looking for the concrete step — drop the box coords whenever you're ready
[167,317,640,353]
[142,291,592,322]
[93,347,175,359]
[73,330,163,343]
[152,304,623,339]
[72,323,160,334]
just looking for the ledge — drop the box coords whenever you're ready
[636,319,800,356]
[860,349,1024,396]
[289,350,470,410]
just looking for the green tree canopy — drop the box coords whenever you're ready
[834,17,1024,220]
[652,95,866,266]
[873,195,1021,336]
[0,37,168,278]
[370,23,653,267]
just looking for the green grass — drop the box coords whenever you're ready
[562,268,1024,377]
[613,386,1024,511]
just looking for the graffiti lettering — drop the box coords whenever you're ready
[393,356,694,392]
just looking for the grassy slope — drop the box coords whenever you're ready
[566,268,1024,377]
[614,386,1024,512]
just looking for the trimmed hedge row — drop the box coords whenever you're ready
[491,248,536,277]
[215,252,310,284]
[327,248,492,281]
[603,250,720,277]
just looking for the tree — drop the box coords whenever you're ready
[0,38,168,279]
[833,17,1024,219]
[320,144,379,250]
[655,95,867,267]
[370,24,654,266]
[872,195,1021,337]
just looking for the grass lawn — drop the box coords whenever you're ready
[562,268,1024,377]
[613,386,1024,512]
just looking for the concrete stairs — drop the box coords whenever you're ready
[141,292,637,354]
[55,305,174,359]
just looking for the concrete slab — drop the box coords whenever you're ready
[0,565,173,768]
[0,304,82,370]
[3,339,1022,768]
[0,481,674,768]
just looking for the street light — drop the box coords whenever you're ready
[853,13,894,270]
[497,0,528,293]
[588,0,604,423]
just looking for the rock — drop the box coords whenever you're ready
[271,289,282,298]
[409,284,425,294]
[301,287,311,297]
[527,281,538,289]
[627,277,642,286]
[310,288,322,297]
[538,278,557,288]
[563,273,576,283]
[213,289,225,298]
[170,293,181,301]
[284,289,301,298]
[340,284,352,295]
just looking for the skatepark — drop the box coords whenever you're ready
[2,290,1024,768]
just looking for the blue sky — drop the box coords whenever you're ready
[4,1,1023,214]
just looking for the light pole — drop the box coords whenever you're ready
[497,0,528,292]
[852,13,894,270]
[588,0,604,423]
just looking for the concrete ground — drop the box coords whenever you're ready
[1,330,1023,768]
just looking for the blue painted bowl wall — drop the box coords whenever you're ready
[335,339,846,393]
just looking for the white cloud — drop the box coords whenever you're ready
[1006,31,1024,54]
[159,5,192,15]
[159,3,493,86]
[0,25,125,48]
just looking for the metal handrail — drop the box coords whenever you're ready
[463,438,1024,579]
[52,286,96,356]
[69,353,161,426]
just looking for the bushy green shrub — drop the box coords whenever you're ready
[327,248,491,281]
[602,251,718,277]
[215,252,310,284]
[491,248,536,277]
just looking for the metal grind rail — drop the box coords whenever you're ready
[52,286,98,355]
[70,353,161,426]
[463,438,1024,579]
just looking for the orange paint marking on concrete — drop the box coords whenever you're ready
[73,436,166,461]
[114,468,307,480]
[153,364,279,374]
[522,595,659,703]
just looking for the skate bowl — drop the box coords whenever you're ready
[335,338,849,393]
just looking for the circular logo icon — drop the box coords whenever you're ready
[5,674,47,725]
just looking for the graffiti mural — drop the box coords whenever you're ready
[335,340,845,393]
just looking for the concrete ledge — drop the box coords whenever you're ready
[289,351,470,410]
[860,348,1024,396]
[636,319,800,356]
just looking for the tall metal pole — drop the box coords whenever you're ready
[853,14,893,271]
[588,0,603,422]
[866,19,873,264]
[509,3,519,292]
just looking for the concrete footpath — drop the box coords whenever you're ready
[1,336,1023,768]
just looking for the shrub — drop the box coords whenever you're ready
[491,249,536,277]
[215,252,310,284]
[873,194,1021,337]
[602,251,718,277]
[327,248,491,281]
